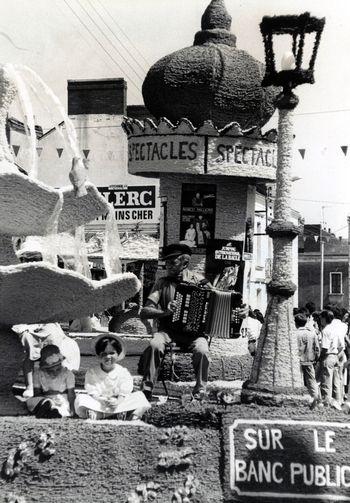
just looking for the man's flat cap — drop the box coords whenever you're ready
[162,243,192,260]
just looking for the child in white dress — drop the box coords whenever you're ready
[75,333,151,420]
[26,345,76,418]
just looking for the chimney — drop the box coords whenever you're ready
[67,79,127,116]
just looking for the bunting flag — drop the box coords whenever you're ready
[314,236,319,242]
[303,236,307,242]
[12,145,20,157]
[56,148,63,158]
[298,149,306,159]
[341,146,348,156]
[36,147,43,158]
[83,149,90,159]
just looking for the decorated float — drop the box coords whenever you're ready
[0,2,343,503]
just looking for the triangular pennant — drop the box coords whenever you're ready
[314,236,319,242]
[83,149,90,159]
[36,147,43,158]
[56,148,63,158]
[303,236,307,242]
[12,145,20,157]
[341,146,348,156]
[298,149,305,159]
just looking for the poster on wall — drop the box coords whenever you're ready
[205,239,245,294]
[97,185,157,223]
[179,183,216,253]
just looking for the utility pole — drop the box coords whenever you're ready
[320,205,331,310]
[320,209,324,310]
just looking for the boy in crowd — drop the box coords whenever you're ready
[295,313,320,400]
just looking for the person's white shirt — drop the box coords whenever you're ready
[240,316,262,342]
[330,319,347,351]
[322,320,346,355]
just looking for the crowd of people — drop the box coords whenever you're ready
[294,302,350,408]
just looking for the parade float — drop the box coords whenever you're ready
[1,2,346,503]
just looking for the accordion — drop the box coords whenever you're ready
[171,283,243,339]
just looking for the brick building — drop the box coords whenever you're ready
[298,224,348,310]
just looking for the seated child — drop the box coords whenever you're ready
[13,322,80,398]
[26,345,76,418]
[75,333,151,420]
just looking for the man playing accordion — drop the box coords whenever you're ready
[139,243,211,400]
[139,242,247,400]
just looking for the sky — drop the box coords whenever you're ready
[1,0,350,235]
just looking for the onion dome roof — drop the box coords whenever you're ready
[142,0,278,130]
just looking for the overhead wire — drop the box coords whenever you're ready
[294,108,350,117]
[86,0,149,76]
[95,0,152,68]
[62,0,142,97]
[54,0,115,74]
[292,198,350,205]
[75,0,145,85]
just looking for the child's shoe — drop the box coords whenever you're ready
[49,407,62,419]
[23,386,34,398]
[35,400,53,418]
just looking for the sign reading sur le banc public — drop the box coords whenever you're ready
[230,419,350,501]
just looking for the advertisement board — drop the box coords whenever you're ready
[179,183,216,253]
[98,185,159,223]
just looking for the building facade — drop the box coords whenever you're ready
[298,224,348,310]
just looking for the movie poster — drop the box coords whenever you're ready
[205,239,245,294]
[179,183,216,254]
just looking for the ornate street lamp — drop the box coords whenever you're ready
[242,12,325,405]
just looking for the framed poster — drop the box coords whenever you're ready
[205,239,245,294]
[179,183,216,254]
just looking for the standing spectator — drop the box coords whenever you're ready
[320,310,342,405]
[305,302,316,316]
[330,306,348,402]
[240,308,262,357]
[295,313,320,400]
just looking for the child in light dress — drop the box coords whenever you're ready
[13,322,80,398]
[75,333,151,420]
[26,345,76,418]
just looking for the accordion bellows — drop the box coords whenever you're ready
[0,264,141,325]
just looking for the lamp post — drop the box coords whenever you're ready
[242,12,325,405]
